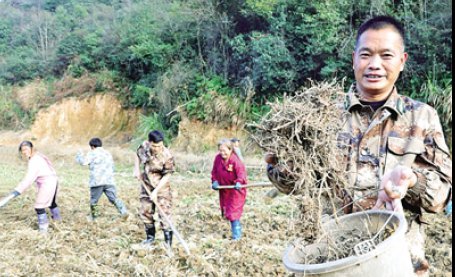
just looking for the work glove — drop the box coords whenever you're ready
[234,182,242,191]
[445,200,452,216]
[211,181,220,190]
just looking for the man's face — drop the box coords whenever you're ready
[150,141,164,155]
[353,27,408,99]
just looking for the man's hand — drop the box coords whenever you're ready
[150,189,158,204]
[264,153,278,165]
[133,154,143,181]
[234,182,242,190]
[150,175,170,204]
[134,169,143,181]
[373,165,417,212]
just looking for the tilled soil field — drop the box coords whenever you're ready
[0,145,451,276]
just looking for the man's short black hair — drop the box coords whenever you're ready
[89,138,102,148]
[356,15,405,49]
[148,130,164,143]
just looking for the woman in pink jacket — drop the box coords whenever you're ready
[0,141,61,232]
[211,138,248,241]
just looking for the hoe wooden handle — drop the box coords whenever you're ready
[217,182,273,190]
[140,181,191,255]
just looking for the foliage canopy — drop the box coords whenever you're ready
[0,0,452,141]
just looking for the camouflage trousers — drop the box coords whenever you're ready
[139,183,173,231]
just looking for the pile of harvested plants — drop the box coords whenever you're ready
[250,80,362,261]
[250,80,349,203]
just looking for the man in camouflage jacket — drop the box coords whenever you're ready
[134,130,175,247]
[266,16,451,276]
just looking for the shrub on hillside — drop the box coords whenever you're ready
[0,86,32,129]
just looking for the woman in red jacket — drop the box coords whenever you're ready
[211,138,248,240]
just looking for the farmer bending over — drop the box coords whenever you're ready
[211,138,248,241]
[0,141,61,233]
[134,130,175,247]
[76,138,128,220]
[266,16,451,277]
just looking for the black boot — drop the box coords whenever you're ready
[142,224,156,245]
[163,230,173,246]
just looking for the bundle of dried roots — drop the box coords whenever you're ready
[250,80,350,239]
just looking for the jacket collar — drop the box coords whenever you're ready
[346,83,405,116]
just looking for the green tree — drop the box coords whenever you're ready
[230,32,296,94]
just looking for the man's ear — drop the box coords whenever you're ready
[352,51,356,70]
[400,52,408,71]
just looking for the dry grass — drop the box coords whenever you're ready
[172,117,248,153]
[13,79,50,111]
[0,145,298,276]
[53,73,116,101]
[0,132,451,275]
[0,142,451,276]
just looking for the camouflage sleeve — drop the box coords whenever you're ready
[162,152,175,175]
[405,111,452,213]
[266,164,297,195]
[136,141,148,164]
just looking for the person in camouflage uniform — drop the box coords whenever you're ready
[266,16,451,276]
[76,138,128,220]
[134,130,175,247]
